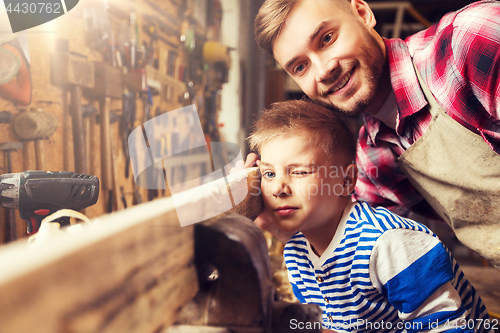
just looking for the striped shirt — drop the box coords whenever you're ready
[354,1,500,218]
[284,201,492,332]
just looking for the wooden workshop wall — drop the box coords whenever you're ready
[0,0,227,242]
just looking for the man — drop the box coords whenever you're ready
[249,0,500,268]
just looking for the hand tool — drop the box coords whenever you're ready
[119,186,127,209]
[132,180,142,205]
[121,92,136,179]
[0,110,14,124]
[0,170,99,234]
[0,112,17,242]
[84,62,122,212]
[109,123,123,212]
[50,38,95,174]
[0,142,22,242]
[13,108,58,170]
[37,100,61,106]
[61,90,71,171]
[128,13,137,69]
[82,104,99,174]
[142,89,153,121]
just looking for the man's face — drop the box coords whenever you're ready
[259,131,349,235]
[273,0,386,116]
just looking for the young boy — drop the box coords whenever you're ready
[248,100,493,332]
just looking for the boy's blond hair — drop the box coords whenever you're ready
[248,99,357,165]
[254,0,351,55]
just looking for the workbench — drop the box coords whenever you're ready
[0,168,321,333]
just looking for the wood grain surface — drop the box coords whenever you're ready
[0,167,263,333]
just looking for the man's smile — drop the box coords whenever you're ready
[325,68,354,96]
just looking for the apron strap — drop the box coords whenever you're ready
[412,64,445,118]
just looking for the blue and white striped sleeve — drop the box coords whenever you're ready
[287,268,307,303]
[369,229,468,332]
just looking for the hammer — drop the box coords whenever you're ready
[0,142,23,242]
[84,62,122,212]
[82,104,98,174]
[51,38,95,174]
[13,108,58,170]
[0,112,17,174]
[0,111,13,125]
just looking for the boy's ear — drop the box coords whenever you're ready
[341,164,358,197]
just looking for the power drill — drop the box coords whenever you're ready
[0,171,99,234]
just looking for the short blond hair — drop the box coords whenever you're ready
[248,99,357,164]
[254,0,351,55]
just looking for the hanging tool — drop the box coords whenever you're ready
[0,171,99,234]
[142,89,153,121]
[109,120,123,212]
[82,104,99,174]
[84,62,122,212]
[121,92,136,179]
[50,38,95,174]
[37,100,61,106]
[13,108,58,170]
[0,110,14,124]
[0,142,23,242]
[119,186,127,209]
[0,111,18,242]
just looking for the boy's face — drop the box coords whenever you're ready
[259,130,351,235]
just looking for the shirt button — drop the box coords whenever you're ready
[324,297,329,303]
[316,276,324,282]
[328,315,334,322]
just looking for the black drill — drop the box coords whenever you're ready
[0,171,100,234]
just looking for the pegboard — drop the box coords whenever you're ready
[0,0,227,243]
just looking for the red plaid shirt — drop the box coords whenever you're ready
[354,1,500,218]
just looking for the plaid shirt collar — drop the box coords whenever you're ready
[364,38,428,145]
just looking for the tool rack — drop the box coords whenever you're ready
[0,0,229,243]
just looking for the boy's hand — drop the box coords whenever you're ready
[229,153,260,174]
[230,153,293,243]
[244,153,259,168]
[255,209,295,244]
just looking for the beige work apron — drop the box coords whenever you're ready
[396,65,500,269]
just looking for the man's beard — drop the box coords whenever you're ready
[314,33,385,117]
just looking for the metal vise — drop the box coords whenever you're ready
[171,213,322,333]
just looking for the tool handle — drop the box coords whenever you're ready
[0,111,13,124]
[70,86,87,174]
[34,139,45,170]
[100,97,113,192]
[3,209,17,241]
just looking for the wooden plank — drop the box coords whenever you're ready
[0,198,196,333]
[168,167,262,226]
[0,167,262,333]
